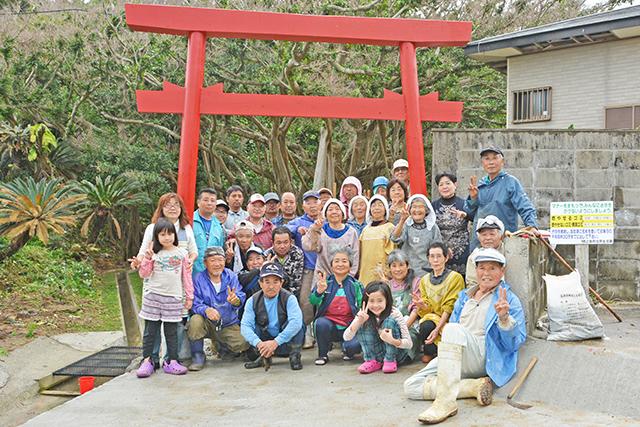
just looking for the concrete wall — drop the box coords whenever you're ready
[503,237,548,334]
[506,37,640,129]
[432,129,640,300]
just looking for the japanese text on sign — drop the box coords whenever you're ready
[550,201,613,245]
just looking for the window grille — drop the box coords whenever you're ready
[513,87,551,123]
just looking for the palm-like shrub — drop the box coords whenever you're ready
[76,175,149,244]
[0,177,84,261]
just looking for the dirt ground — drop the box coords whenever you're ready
[0,288,111,352]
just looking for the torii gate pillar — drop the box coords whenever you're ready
[125,4,472,217]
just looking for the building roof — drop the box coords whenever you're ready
[464,5,640,73]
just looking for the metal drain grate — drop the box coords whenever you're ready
[53,346,142,377]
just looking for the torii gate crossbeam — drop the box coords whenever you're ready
[125,4,472,217]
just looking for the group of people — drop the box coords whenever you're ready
[129,146,539,424]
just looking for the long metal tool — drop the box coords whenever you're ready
[538,236,622,322]
[507,357,538,409]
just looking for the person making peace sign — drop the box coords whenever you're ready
[403,248,527,424]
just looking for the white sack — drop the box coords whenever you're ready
[544,270,604,341]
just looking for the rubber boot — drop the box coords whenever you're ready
[422,376,437,400]
[189,339,205,371]
[458,377,493,405]
[303,324,315,349]
[417,342,462,424]
[289,343,303,370]
[423,376,492,405]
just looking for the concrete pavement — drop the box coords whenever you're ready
[13,303,640,426]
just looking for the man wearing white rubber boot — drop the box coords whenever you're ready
[403,248,527,424]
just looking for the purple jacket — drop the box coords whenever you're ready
[191,268,246,327]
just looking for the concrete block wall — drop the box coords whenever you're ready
[506,37,640,129]
[432,129,640,301]
[503,236,548,334]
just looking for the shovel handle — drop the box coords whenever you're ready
[507,357,538,399]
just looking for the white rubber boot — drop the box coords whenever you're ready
[458,377,493,406]
[422,376,437,400]
[418,342,462,424]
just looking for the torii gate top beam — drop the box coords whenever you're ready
[124,4,472,48]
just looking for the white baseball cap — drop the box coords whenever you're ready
[392,159,409,171]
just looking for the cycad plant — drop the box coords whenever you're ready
[76,175,149,244]
[0,177,84,261]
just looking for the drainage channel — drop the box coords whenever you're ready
[116,271,144,347]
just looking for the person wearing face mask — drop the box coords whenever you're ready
[432,171,473,277]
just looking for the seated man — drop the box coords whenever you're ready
[404,248,526,424]
[465,215,505,289]
[264,227,304,298]
[238,245,268,302]
[241,262,305,371]
[187,247,255,371]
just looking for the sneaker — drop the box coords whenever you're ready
[382,360,398,373]
[358,360,382,374]
[163,360,188,375]
[136,361,155,378]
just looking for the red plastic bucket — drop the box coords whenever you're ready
[78,376,95,394]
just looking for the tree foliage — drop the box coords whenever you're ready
[0,0,631,251]
[0,177,83,260]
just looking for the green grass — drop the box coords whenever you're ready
[97,269,144,332]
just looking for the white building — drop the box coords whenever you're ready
[464,6,640,130]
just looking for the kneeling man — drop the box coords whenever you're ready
[188,247,252,371]
[241,262,304,371]
[404,248,526,424]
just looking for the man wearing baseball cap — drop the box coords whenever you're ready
[263,192,281,223]
[405,247,526,423]
[464,145,538,251]
[188,247,254,371]
[392,159,410,189]
[286,190,322,348]
[230,194,275,250]
[465,215,505,289]
[241,262,304,370]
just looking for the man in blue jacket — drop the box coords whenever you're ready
[404,248,527,424]
[187,247,254,371]
[192,188,225,275]
[464,145,538,251]
[286,190,321,348]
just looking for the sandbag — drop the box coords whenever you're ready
[543,270,604,341]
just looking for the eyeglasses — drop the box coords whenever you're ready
[163,204,181,209]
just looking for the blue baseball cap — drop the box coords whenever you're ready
[259,262,284,279]
[302,190,320,201]
[264,192,280,203]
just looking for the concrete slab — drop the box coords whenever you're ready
[0,337,91,418]
[20,348,638,427]
[16,304,640,426]
[51,331,125,352]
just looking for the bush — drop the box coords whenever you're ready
[0,239,100,300]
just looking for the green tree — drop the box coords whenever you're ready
[75,175,149,244]
[0,177,83,260]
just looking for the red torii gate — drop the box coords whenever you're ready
[125,4,472,217]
